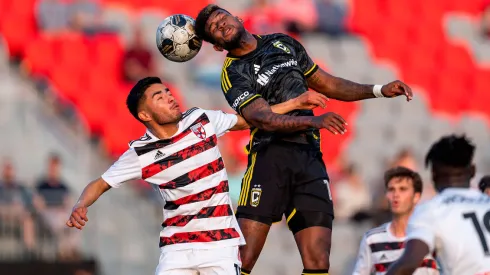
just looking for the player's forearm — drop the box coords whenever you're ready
[242,99,316,132]
[308,69,375,102]
[74,178,111,208]
[232,99,304,131]
[270,98,299,114]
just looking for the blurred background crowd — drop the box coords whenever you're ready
[1,0,490,274]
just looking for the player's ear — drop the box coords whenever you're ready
[213,45,224,52]
[138,110,152,123]
[413,192,421,205]
[236,16,243,23]
[470,164,476,179]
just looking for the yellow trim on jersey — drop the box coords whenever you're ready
[221,57,239,93]
[286,208,297,223]
[238,94,261,113]
[245,128,259,154]
[304,63,318,77]
[239,163,252,206]
[239,153,257,206]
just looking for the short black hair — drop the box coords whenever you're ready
[126,77,162,122]
[384,166,423,194]
[479,175,490,193]
[425,134,475,169]
[195,4,229,43]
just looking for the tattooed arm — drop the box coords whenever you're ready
[241,98,347,134]
[307,68,413,102]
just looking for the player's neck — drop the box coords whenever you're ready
[227,32,257,57]
[390,214,410,238]
[148,123,179,140]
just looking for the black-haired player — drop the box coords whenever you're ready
[386,135,490,275]
[195,5,413,275]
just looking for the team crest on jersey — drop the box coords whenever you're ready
[190,123,206,140]
[250,185,262,207]
[273,41,291,54]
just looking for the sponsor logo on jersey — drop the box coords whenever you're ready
[256,59,298,86]
[273,41,291,54]
[250,185,262,207]
[254,64,260,74]
[232,91,250,110]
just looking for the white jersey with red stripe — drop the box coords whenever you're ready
[407,188,490,275]
[353,222,439,275]
[101,108,246,252]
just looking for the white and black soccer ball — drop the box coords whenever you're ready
[156,14,202,62]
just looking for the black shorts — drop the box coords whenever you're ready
[236,141,334,233]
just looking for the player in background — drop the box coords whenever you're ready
[479,175,490,196]
[194,4,413,275]
[386,135,490,275]
[353,167,439,275]
[65,76,331,275]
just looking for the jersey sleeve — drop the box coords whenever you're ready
[221,61,261,115]
[205,110,238,137]
[406,202,437,252]
[352,234,373,275]
[287,35,318,78]
[101,148,141,188]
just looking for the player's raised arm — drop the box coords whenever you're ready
[231,91,329,131]
[241,97,346,134]
[66,177,111,230]
[66,148,142,230]
[284,35,413,102]
[307,68,413,102]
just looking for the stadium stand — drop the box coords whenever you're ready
[1,0,490,274]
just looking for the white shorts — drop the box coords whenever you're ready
[155,246,241,275]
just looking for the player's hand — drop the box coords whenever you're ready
[381,80,413,101]
[293,91,329,110]
[313,112,347,135]
[66,206,88,230]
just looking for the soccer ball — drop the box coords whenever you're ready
[156,14,202,62]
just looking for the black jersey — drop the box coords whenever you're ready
[220,33,320,153]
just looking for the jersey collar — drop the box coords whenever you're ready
[226,34,263,59]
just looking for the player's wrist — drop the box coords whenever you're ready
[373,85,385,98]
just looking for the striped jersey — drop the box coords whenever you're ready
[407,188,490,275]
[101,108,245,252]
[353,222,439,275]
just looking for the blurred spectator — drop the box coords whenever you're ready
[276,0,318,35]
[389,148,417,170]
[34,154,77,259]
[36,0,70,33]
[333,164,371,221]
[69,0,107,35]
[242,0,285,34]
[314,0,347,37]
[122,27,155,83]
[482,4,490,38]
[0,159,36,252]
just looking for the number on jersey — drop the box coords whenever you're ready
[463,210,490,256]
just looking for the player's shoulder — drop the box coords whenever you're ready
[260,32,292,41]
[364,222,389,241]
[128,132,154,148]
[182,107,202,119]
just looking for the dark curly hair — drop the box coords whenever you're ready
[195,4,230,44]
[425,134,475,168]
